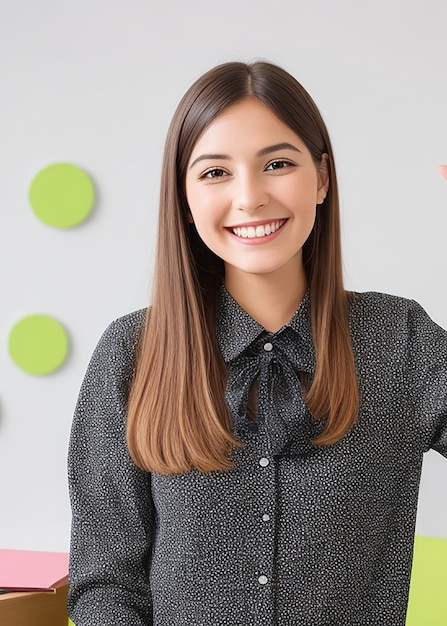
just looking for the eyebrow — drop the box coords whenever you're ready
[188,142,302,169]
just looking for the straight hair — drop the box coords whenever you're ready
[127,61,359,474]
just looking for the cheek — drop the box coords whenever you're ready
[295,193,317,240]
[278,172,319,204]
[306,207,317,232]
[187,189,227,226]
[185,183,198,214]
[185,190,223,245]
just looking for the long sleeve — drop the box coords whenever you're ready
[407,300,447,456]
[67,310,153,626]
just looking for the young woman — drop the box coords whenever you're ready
[67,61,447,625]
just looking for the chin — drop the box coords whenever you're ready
[236,263,291,277]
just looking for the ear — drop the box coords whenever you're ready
[317,153,330,205]
[187,212,194,224]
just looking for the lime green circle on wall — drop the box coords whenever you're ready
[8,314,69,375]
[29,163,95,228]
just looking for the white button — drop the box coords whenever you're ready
[262,513,270,522]
[263,342,273,352]
[259,457,269,467]
[258,575,268,585]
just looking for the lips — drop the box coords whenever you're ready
[229,219,287,239]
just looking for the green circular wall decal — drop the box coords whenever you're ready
[8,314,69,375]
[29,163,95,228]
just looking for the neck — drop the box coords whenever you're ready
[224,259,307,333]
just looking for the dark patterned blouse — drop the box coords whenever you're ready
[67,289,447,625]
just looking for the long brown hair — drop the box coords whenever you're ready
[127,61,359,474]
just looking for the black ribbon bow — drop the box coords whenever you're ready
[225,326,323,458]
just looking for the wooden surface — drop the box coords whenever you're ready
[0,583,68,626]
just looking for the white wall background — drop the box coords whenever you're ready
[0,0,446,552]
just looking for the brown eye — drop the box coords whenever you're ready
[202,168,227,179]
[265,160,293,171]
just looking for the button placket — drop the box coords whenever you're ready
[251,343,276,624]
[255,441,275,608]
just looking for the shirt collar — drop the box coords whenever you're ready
[217,285,315,373]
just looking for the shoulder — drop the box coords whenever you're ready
[84,309,147,390]
[348,291,446,358]
[350,290,417,316]
[348,291,423,353]
[101,308,147,351]
[349,291,424,330]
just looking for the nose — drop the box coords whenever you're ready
[232,172,269,213]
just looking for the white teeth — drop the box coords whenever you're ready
[232,219,285,239]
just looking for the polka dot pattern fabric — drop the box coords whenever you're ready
[67,290,447,625]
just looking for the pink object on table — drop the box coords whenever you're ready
[0,549,69,592]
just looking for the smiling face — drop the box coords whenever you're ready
[185,97,329,288]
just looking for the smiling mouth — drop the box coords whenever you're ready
[229,219,287,239]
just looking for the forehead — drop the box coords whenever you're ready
[190,97,303,154]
